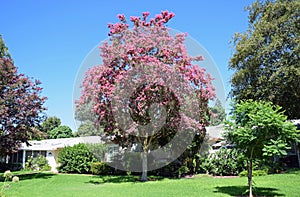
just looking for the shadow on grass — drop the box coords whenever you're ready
[214,186,284,197]
[87,175,165,185]
[0,172,56,182]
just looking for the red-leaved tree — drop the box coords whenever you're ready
[0,57,46,156]
[77,11,215,180]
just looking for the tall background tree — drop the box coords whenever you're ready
[225,100,299,197]
[0,35,46,156]
[74,102,102,137]
[41,116,61,133]
[49,125,73,139]
[77,11,215,180]
[209,99,226,126]
[229,0,300,119]
[40,116,74,139]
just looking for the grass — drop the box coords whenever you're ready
[1,169,300,197]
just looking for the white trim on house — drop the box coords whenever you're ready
[17,136,103,172]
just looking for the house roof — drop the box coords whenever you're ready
[206,124,225,140]
[20,136,103,151]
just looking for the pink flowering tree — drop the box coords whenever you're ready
[0,58,46,156]
[77,11,215,181]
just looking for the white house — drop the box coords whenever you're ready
[7,136,107,172]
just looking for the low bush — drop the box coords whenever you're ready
[239,169,268,177]
[200,148,247,176]
[58,143,97,174]
[91,162,110,175]
[25,155,51,171]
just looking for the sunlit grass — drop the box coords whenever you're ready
[1,169,300,197]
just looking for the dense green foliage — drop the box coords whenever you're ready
[209,99,226,126]
[225,99,299,196]
[41,116,61,137]
[49,125,73,139]
[229,0,300,119]
[57,143,97,174]
[0,35,12,60]
[91,162,114,175]
[25,155,51,171]
[76,121,103,137]
[200,149,247,176]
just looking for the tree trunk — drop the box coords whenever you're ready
[248,159,253,197]
[141,150,148,181]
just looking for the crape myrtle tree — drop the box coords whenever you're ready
[0,35,46,156]
[77,11,215,181]
[229,0,300,119]
[225,100,299,197]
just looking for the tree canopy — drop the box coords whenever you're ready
[229,0,300,119]
[41,116,61,137]
[209,99,226,126]
[49,125,73,139]
[225,100,299,197]
[76,121,103,137]
[0,36,46,155]
[77,11,215,180]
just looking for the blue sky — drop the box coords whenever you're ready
[1,0,253,131]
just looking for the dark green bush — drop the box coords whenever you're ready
[0,163,22,172]
[58,143,97,174]
[91,162,109,175]
[200,148,247,176]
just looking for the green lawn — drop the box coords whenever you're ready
[2,170,300,197]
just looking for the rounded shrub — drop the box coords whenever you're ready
[58,143,97,174]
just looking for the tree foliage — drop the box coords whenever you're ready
[49,125,73,139]
[225,100,299,197]
[41,116,61,134]
[229,0,300,119]
[0,36,46,156]
[76,121,103,137]
[209,99,226,126]
[0,35,12,60]
[77,11,215,180]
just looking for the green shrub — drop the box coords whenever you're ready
[58,143,97,174]
[0,163,22,172]
[177,166,189,178]
[239,169,268,177]
[200,148,247,176]
[91,162,111,175]
[25,155,51,171]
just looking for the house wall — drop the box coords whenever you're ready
[46,150,58,172]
